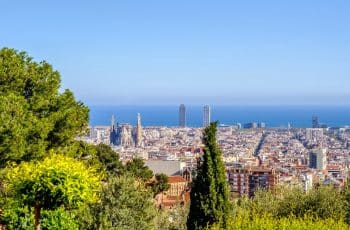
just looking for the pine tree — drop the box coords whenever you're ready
[0,48,89,168]
[187,122,230,230]
[343,180,350,225]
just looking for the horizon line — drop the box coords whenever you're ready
[87,103,350,107]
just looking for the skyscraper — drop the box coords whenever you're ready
[312,115,319,128]
[110,114,117,145]
[135,113,143,147]
[179,104,186,127]
[203,105,211,127]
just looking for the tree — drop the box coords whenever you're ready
[66,142,124,178]
[187,122,230,230]
[95,143,124,176]
[234,184,345,222]
[0,48,89,167]
[151,173,170,197]
[81,174,157,230]
[344,180,350,225]
[154,204,189,230]
[125,158,153,182]
[1,154,101,230]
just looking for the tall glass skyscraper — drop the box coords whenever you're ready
[312,115,319,128]
[179,104,186,127]
[203,105,211,127]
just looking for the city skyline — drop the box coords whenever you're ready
[1,1,350,105]
[2,2,350,228]
[88,104,350,128]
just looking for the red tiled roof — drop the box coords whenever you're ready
[168,176,187,183]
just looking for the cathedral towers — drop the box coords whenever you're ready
[110,113,143,148]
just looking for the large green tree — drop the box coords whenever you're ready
[70,141,124,177]
[151,173,170,197]
[81,174,157,230]
[1,154,101,230]
[95,143,124,176]
[125,158,153,182]
[187,122,230,230]
[0,48,89,167]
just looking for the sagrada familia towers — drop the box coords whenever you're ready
[110,113,143,148]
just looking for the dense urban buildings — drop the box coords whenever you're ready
[227,166,278,197]
[79,113,350,198]
[179,104,186,128]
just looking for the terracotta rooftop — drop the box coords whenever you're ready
[168,176,187,183]
[327,165,341,170]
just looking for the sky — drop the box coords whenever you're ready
[1,0,350,106]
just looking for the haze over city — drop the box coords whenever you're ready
[3,1,350,229]
[1,0,350,106]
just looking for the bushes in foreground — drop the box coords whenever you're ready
[211,214,349,230]
[209,185,349,230]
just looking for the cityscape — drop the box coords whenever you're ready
[81,104,350,201]
[2,1,350,229]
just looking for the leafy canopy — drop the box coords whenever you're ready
[68,141,124,178]
[125,158,153,182]
[2,153,101,210]
[95,143,124,176]
[80,174,157,230]
[0,48,89,167]
[151,173,170,196]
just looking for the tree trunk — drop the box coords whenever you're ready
[34,204,41,230]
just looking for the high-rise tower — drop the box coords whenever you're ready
[110,114,117,145]
[179,104,186,127]
[312,116,319,128]
[135,113,143,147]
[203,105,211,127]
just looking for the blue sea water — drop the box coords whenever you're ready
[89,105,350,128]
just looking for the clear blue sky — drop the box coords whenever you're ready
[1,0,350,106]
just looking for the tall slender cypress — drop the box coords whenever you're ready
[187,122,230,229]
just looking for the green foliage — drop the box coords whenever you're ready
[0,48,89,168]
[222,185,349,229]
[95,143,124,176]
[210,214,349,230]
[3,154,101,210]
[237,185,345,221]
[80,174,157,230]
[66,141,124,178]
[0,206,79,230]
[1,154,101,229]
[187,122,230,230]
[151,173,170,196]
[283,186,343,220]
[0,206,34,230]
[154,204,189,230]
[41,208,79,230]
[125,158,153,182]
[246,188,280,217]
[343,180,350,225]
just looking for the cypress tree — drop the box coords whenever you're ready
[187,122,230,229]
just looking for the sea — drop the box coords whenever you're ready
[89,105,350,128]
